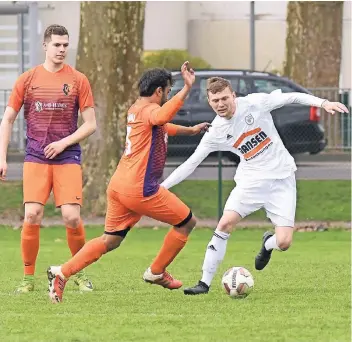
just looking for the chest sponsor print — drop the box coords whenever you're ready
[233,127,273,161]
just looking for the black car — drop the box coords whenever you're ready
[167,69,327,162]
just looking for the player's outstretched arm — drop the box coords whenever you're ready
[320,100,349,115]
[259,90,350,114]
[175,61,196,101]
[166,122,211,136]
[0,107,19,180]
[148,61,196,126]
[44,107,97,159]
[161,141,216,190]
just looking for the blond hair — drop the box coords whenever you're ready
[206,77,233,95]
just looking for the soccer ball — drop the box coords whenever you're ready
[221,266,254,299]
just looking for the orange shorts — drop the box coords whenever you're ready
[23,162,83,207]
[104,185,192,233]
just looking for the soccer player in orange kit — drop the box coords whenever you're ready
[0,25,96,293]
[47,61,211,303]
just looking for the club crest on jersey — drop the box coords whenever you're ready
[245,114,254,125]
[63,83,72,96]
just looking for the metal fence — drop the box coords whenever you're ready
[308,88,351,151]
[0,88,25,151]
[0,87,351,153]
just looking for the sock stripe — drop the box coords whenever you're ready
[213,232,228,240]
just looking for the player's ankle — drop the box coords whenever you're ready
[150,266,163,275]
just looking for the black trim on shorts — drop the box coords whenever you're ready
[104,227,130,238]
[175,210,193,228]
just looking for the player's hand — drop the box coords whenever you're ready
[0,159,7,181]
[322,101,349,115]
[181,61,195,89]
[44,140,67,159]
[191,122,212,135]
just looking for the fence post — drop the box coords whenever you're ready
[218,151,223,221]
[339,91,351,150]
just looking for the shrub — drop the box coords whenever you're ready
[143,49,211,70]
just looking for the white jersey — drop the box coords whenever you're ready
[162,90,325,189]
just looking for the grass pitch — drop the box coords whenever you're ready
[0,226,350,342]
[0,180,351,221]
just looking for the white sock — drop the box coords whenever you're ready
[264,234,281,251]
[201,229,230,287]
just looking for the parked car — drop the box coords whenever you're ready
[167,69,327,162]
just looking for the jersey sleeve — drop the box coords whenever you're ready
[142,95,184,126]
[165,123,179,136]
[7,72,28,112]
[161,131,218,189]
[252,89,325,113]
[78,74,94,112]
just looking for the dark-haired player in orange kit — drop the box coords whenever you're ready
[47,61,211,303]
[0,25,96,293]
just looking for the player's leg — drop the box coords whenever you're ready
[143,213,196,289]
[124,186,196,289]
[61,203,94,292]
[47,187,140,303]
[184,210,242,295]
[16,162,52,294]
[184,180,265,295]
[53,164,93,291]
[255,174,296,270]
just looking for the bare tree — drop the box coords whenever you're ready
[76,1,145,215]
[284,1,343,88]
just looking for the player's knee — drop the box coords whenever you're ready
[188,215,197,229]
[183,215,197,235]
[277,237,292,251]
[24,208,43,224]
[102,234,124,251]
[62,214,80,228]
[217,220,233,234]
[106,239,122,251]
[176,211,196,235]
[102,228,129,251]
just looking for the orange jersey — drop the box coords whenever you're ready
[109,95,183,197]
[7,64,94,164]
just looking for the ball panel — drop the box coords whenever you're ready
[221,266,254,299]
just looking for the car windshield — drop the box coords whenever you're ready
[169,77,250,105]
[168,76,300,104]
[253,78,298,93]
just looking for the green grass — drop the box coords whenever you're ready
[0,226,350,342]
[0,180,350,221]
[172,180,352,221]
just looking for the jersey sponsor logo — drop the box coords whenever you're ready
[34,100,68,112]
[63,83,72,95]
[234,127,272,161]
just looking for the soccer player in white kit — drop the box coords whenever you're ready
[161,77,349,295]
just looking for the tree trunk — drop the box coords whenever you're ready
[283,1,344,151]
[284,1,343,88]
[76,1,145,215]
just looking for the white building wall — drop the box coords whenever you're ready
[144,1,188,50]
[0,1,351,88]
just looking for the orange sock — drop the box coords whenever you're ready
[151,228,188,275]
[21,222,40,276]
[61,237,108,278]
[66,220,86,256]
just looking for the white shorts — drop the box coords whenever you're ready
[224,174,296,227]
